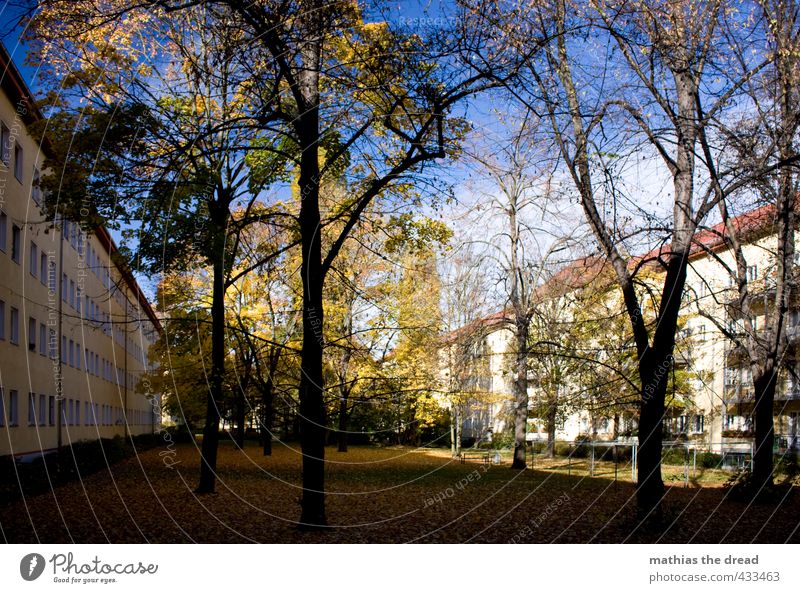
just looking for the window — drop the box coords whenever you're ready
[69,279,75,309]
[0,123,9,164]
[32,167,41,205]
[48,396,55,426]
[61,335,67,364]
[48,329,56,360]
[11,224,20,263]
[27,393,35,426]
[747,265,758,282]
[73,399,80,426]
[13,143,22,182]
[67,399,72,425]
[0,211,6,251]
[68,339,74,367]
[0,300,4,340]
[62,273,67,302]
[693,415,705,434]
[7,390,19,426]
[75,287,81,314]
[10,307,19,344]
[39,323,46,356]
[0,388,4,427]
[28,317,35,351]
[29,242,37,277]
[75,342,81,370]
[38,394,45,426]
[40,252,47,286]
[699,282,709,298]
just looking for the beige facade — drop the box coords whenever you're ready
[0,43,161,458]
[445,210,800,452]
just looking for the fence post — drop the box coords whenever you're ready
[632,443,637,481]
[693,447,697,479]
[590,442,595,477]
[614,444,618,483]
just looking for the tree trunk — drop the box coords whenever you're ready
[261,376,274,456]
[636,254,688,518]
[337,389,349,453]
[235,380,246,449]
[511,323,529,469]
[546,396,557,458]
[196,206,228,494]
[752,368,777,488]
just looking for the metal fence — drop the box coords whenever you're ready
[503,439,800,485]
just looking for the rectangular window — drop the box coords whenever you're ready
[39,323,46,356]
[0,211,6,252]
[29,242,37,277]
[68,339,74,367]
[61,335,67,363]
[28,317,35,351]
[8,390,19,426]
[69,279,75,309]
[73,399,80,426]
[67,399,73,425]
[40,252,47,286]
[11,224,20,263]
[693,415,705,433]
[48,396,55,426]
[0,123,9,164]
[27,392,36,426]
[38,394,45,426]
[48,329,56,360]
[13,143,23,182]
[62,273,67,302]
[75,342,81,370]
[75,287,81,314]
[747,265,758,282]
[32,167,41,205]
[10,307,19,344]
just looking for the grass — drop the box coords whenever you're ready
[0,441,797,543]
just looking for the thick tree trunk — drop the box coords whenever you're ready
[197,210,228,494]
[511,323,529,469]
[752,369,777,488]
[297,110,327,527]
[636,255,688,518]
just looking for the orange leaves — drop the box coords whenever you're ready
[1,442,797,543]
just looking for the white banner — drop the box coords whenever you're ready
[0,544,797,592]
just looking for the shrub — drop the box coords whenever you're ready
[698,452,722,469]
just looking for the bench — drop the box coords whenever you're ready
[459,450,496,464]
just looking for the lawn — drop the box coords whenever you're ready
[0,442,797,543]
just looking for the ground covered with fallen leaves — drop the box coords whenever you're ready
[1,442,798,543]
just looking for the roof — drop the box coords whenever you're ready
[0,42,45,126]
[640,201,789,265]
[0,41,161,334]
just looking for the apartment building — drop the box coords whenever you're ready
[0,43,161,458]
[444,206,800,452]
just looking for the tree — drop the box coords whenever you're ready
[464,109,582,468]
[496,0,749,518]
[29,5,294,493]
[685,0,800,493]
